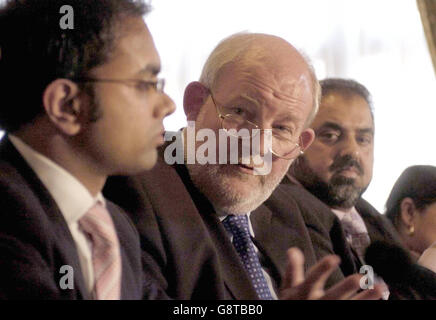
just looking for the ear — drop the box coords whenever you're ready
[400,197,418,229]
[299,128,315,153]
[183,81,210,121]
[42,79,83,136]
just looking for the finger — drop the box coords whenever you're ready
[351,284,384,300]
[281,247,305,290]
[302,254,341,294]
[320,274,362,300]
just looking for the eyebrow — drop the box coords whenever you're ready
[136,63,161,77]
[317,121,374,135]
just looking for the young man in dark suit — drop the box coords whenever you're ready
[0,0,174,299]
[105,34,384,300]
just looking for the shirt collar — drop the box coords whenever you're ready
[9,135,105,224]
[331,206,359,221]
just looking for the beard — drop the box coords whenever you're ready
[292,155,368,209]
[187,162,289,215]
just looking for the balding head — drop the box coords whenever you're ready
[199,33,320,127]
[184,32,317,214]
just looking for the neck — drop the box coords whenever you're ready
[14,128,107,197]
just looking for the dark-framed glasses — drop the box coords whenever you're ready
[210,91,303,160]
[73,77,166,93]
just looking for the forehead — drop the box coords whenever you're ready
[214,60,314,123]
[312,92,374,131]
[95,17,161,77]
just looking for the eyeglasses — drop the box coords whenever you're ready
[73,77,166,93]
[210,91,303,160]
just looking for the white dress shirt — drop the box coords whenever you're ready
[9,135,103,295]
[218,212,279,299]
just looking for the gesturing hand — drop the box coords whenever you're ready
[279,247,384,300]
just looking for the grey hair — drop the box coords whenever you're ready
[199,32,320,128]
[319,78,374,119]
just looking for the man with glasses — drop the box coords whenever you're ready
[0,0,174,299]
[105,33,383,300]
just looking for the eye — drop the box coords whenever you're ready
[318,130,340,143]
[135,80,156,92]
[229,106,245,116]
[357,134,373,146]
[222,105,248,118]
[273,125,293,139]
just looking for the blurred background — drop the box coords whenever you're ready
[0,0,434,213]
[145,0,436,213]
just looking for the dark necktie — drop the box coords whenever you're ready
[222,214,273,300]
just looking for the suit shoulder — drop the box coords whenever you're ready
[276,183,338,230]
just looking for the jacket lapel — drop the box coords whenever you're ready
[176,165,259,299]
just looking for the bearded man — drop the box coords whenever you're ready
[104,36,383,300]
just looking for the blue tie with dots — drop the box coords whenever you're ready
[222,214,273,300]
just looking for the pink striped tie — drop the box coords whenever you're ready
[79,202,122,300]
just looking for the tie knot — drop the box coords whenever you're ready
[80,202,119,248]
[341,211,367,235]
[222,215,250,239]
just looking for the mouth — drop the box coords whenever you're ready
[336,166,361,178]
[237,163,255,174]
[155,129,165,146]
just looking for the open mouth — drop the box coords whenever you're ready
[237,163,254,174]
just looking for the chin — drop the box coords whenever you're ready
[141,149,158,170]
[115,150,158,175]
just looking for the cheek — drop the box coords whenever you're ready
[361,152,374,182]
[269,159,291,180]
[304,145,333,178]
[421,206,436,239]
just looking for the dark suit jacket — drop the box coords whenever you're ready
[281,175,404,272]
[355,198,404,251]
[280,176,436,299]
[104,145,347,300]
[0,136,152,300]
[274,182,358,276]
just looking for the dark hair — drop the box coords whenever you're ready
[319,78,374,119]
[0,0,149,132]
[385,165,436,228]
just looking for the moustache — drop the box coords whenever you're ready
[329,155,364,176]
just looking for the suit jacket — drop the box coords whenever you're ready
[280,176,436,299]
[275,182,358,276]
[355,198,404,251]
[104,144,347,300]
[0,136,153,300]
[281,175,404,272]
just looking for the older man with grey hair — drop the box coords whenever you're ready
[105,35,383,300]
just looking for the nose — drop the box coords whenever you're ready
[251,129,271,158]
[337,135,360,159]
[154,92,176,119]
